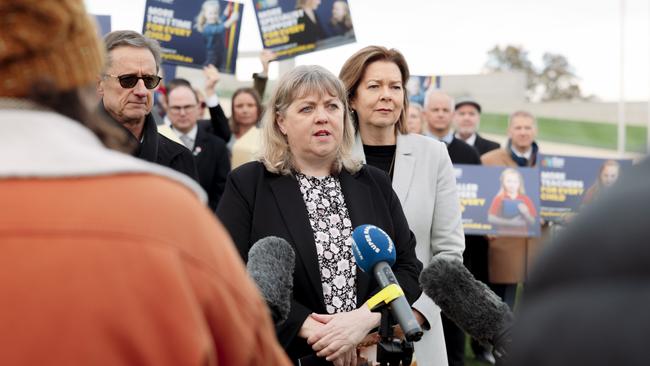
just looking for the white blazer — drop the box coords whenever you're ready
[353,133,465,366]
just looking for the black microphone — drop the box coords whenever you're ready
[247,236,295,325]
[351,225,423,342]
[419,257,512,360]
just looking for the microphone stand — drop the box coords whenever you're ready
[374,304,414,366]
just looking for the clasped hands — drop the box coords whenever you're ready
[300,306,381,366]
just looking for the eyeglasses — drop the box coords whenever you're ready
[169,104,198,114]
[104,74,162,89]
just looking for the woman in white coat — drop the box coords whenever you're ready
[339,46,465,366]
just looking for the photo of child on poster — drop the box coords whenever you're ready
[143,0,243,74]
[195,0,240,70]
[488,168,538,236]
[582,159,621,206]
[253,0,356,60]
[539,154,633,223]
[455,165,541,237]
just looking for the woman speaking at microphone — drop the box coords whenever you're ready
[339,46,465,366]
[216,65,422,365]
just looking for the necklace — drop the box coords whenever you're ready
[388,151,396,177]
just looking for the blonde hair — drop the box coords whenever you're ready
[339,45,410,134]
[508,110,537,128]
[195,0,221,32]
[260,65,361,175]
[499,168,526,195]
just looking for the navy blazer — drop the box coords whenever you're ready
[216,162,422,362]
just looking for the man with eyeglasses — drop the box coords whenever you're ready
[97,30,198,180]
[167,83,230,211]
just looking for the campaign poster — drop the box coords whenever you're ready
[93,15,112,37]
[455,165,541,238]
[539,154,633,223]
[406,75,442,106]
[253,0,356,60]
[143,0,243,74]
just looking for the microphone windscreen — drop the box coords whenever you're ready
[247,236,295,324]
[351,224,396,273]
[420,257,512,344]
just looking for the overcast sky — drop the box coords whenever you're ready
[86,0,649,102]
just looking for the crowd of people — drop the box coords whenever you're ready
[2,1,645,366]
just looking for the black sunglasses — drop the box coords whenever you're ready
[105,74,162,89]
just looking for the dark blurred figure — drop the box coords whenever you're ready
[0,1,290,365]
[508,158,647,366]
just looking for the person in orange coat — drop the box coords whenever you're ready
[0,1,290,365]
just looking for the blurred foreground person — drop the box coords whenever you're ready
[508,158,648,366]
[98,30,198,180]
[0,1,290,365]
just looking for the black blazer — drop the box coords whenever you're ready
[198,104,231,143]
[99,102,198,181]
[216,162,422,362]
[473,134,500,156]
[447,137,481,165]
[193,128,230,210]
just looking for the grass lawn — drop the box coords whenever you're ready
[480,113,648,154]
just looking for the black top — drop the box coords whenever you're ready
[363,144,397,180]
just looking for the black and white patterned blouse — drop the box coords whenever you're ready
[296,173,357,314]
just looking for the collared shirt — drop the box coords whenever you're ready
[511,145,533,160]
[455,132,477,146]
[426,129,454,145]
[171,124,198,151]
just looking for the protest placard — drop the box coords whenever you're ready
[539,154,633,223]
[456,165,541,237]
[143,0,243,73]
[253,0,356,60]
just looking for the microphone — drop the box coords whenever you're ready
[419,257,513,360]
[351,224,423,342]
[247,236,295,325]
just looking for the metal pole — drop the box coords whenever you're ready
[647,0,650,155]
[618,0,626,157]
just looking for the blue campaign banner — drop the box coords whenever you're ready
[539,154,633,223]
[143,0,243,74]
[455,165,541,238]
[406,75,438,107]
[93,15,112,37]
[253,0,356,60]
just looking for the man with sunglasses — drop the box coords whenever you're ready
[97,30,198,180]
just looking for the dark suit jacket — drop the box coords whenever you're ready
[198,104,230,143]
[100,102,198,181]
[473,134,500,156]
[216,162,422,363]
[193,128,230,210]
[447,137,481,165]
